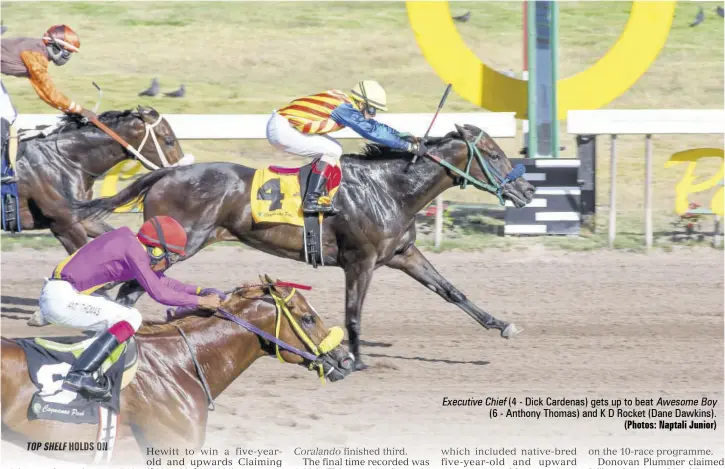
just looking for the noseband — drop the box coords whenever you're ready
[423,130,526,205]
[127,114,172,171]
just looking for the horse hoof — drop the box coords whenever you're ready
[27,310,49,327]
[501,323,523,339]
[354,360,369,371]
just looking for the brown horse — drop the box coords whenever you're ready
[1,277,352,465]
[75,124,536,370]
[8,105,186,253]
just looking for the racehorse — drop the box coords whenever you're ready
[8,105,186,253]
[74,123,536,370]
[1,277,352,465]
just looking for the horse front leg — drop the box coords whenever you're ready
[386,245,521,338]
[49,220,89,254]
[344,259,376,371]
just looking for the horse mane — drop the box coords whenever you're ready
[343,130,462,164]
[137,282,271,335]
[48,109,141,134]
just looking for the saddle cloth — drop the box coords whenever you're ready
[249,162,341,227]
[15,334,138,424]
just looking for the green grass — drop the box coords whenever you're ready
[1,1,723,251]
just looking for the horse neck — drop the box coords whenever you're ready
[138,307,272,400]
[63,118,140,179]
[346,148,461,217]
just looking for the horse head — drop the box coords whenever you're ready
[428,123,535,208]
[222,275,354,382]
[126,105,190,170]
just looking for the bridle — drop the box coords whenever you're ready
[172,281,345,409]
[51,112,178,177]
[422,129,526,205]
[217,283,344,383]
[123,113,173,171]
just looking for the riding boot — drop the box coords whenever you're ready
[62,329,120,401]
[303,161,338,215]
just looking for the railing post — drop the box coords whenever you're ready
[608,134,617,247]
[644,134,653,250]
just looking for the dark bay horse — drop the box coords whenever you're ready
[10,105,186,253]
[75,124,536,370]
[1,278,352,465]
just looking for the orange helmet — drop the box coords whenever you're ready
[137,216,188,256]
[42,25,80,53]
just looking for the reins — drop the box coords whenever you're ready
[173,280,344,411]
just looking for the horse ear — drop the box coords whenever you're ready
[263,274,274,285]
[137,105,160,123]
[454,124,473,140]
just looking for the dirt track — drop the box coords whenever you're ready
[1,245,723,467]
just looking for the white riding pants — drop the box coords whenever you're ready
[39,279,143,333]
[0,81,17,125]
[266,111,342,166]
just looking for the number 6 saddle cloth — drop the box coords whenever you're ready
[13,334,138,424]
[250,161,342,227]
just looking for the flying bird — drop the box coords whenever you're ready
[716,6,723,18]
[164,84,185,98]
[138,78,159,97]
[452,11,471,23]
[690,6,705,27]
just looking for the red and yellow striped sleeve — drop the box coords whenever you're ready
[20,51,81,114]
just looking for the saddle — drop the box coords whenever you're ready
[252,161,341,268]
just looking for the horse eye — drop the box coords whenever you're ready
[301,315,315,325]
[164,136,175,146]
[490,152,500,160]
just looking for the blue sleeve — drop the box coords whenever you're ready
[330,103,411,151]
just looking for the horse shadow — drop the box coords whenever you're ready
[1,296,37,318]
[368,352,489,367]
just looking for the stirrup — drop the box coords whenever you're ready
[63,371,112,401]
[303,199,337,215]
[1,175,17,184]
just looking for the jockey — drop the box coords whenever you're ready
[1,25,95,184]
[37,216,223,400]
[266,80,427,214]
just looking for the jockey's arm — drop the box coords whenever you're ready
[125,247,200,308]
[19,50,82,114]
[330,103,412,151]
[155,273,204,296]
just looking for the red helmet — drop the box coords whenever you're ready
[137,216,187,256]
[42,25,80,53]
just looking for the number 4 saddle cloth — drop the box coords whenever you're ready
[250,160,342,227]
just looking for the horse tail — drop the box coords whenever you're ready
[74,167,174,221]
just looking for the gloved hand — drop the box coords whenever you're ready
[199,287,227,300]
[198,294,221,310]
[409,139,428,157]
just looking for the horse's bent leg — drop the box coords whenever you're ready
[344,261,375,371]
[80,218,115,238]
[114,280,146,307]
[49,221,89,254]
[386,245,520,338]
